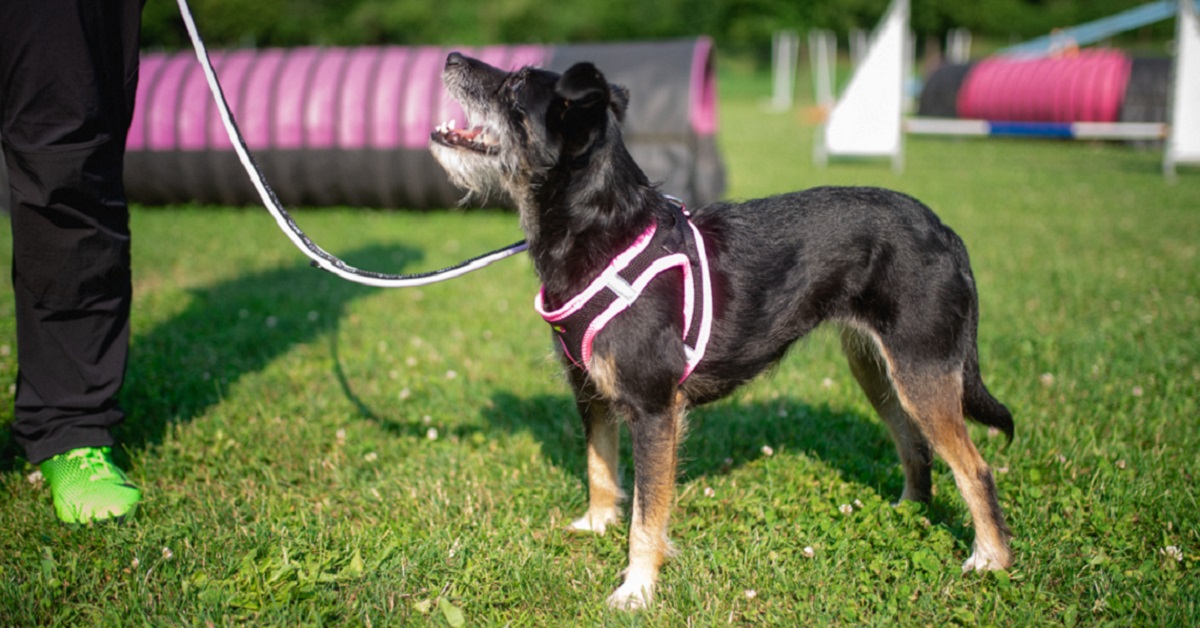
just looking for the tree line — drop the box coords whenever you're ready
[144,0,1172,60]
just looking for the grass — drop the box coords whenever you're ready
[1,63,1197,625]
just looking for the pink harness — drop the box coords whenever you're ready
[534,199,713,382]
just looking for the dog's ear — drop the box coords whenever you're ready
[608,83,629,122]
[555,62,608,112]
[551,63,618,159]
[555,63,629,122]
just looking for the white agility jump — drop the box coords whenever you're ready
[815,0,1200,179]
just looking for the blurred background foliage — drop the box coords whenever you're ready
[144,0,1175,62]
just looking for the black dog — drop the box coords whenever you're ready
[431,52,1013,609]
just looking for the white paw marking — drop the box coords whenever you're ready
[607,577,654,610]
[962,551,1006,573]
[567,508,620,535]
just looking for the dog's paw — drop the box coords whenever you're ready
[606,578,654,611]
[961,551,1009,573]
[567,508,621,535]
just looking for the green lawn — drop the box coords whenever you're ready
[1,65,1197,625]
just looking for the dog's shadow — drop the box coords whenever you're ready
[477,390,967,528]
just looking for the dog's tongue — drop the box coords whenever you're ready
[437,119,480,140]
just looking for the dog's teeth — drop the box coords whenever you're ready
[447,119,457,130]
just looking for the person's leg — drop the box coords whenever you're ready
[1,0,144,523]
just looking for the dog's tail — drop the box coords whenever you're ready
[961,309,1014,443]
[963,352,1013,442]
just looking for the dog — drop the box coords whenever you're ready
[430,52,1013,609]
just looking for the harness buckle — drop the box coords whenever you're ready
[605,274,638,304]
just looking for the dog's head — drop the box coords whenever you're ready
[430,52,630,209]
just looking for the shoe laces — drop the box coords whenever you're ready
[65,447,119,482]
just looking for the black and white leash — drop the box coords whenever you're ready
[174,0,527,288]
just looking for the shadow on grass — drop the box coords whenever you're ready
[107,244,421,463]
[477,390,969,531]
[329,345,977,540]
[480,390,898,489]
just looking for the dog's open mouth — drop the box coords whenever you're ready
[432,119,499,155]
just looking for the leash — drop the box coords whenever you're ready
[174,0,527,288]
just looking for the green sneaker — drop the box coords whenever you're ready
[39,447,141,525]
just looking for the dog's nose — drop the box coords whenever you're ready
[445,52,466,69]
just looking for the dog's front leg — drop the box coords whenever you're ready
[607,394,685,610]
[568,397,624,535]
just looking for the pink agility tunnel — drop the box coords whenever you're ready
[955,49,1133,123]
[124,39,724,209]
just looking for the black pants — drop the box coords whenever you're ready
[1,0,144,464]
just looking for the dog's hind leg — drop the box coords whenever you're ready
[840,327,933,503]
[568,395,624,535]
[607,391,687,610]
[883,358,1013,572]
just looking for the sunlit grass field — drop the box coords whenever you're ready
[0,63,1197,625]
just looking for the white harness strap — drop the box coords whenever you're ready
[535,201,713,382]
